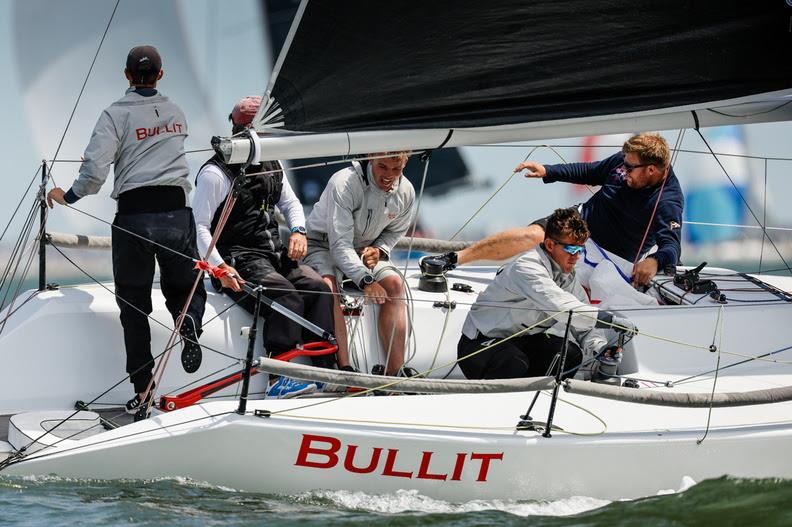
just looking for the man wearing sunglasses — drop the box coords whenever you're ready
[426,133,683,289]
[457,208,635,380]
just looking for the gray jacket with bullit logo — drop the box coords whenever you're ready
[69,88,191,201]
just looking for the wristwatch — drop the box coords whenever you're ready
[290,226,307,235]
[359,274,375,289]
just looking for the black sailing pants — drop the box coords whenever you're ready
[222,250,336,369]
[112,208,207,393]
[457,331,582,380]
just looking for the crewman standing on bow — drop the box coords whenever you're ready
[47,45,206,418]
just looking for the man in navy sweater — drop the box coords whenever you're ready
[427,133,683,288]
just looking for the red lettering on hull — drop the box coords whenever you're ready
[343,445,382,474]
[470,452,504,482]
[450,452,466,481]
[417,451,447,481]
[382,448,413,478]
[294,434,340,468]
[294,434,503,483]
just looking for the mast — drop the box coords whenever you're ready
[38,160,47,291]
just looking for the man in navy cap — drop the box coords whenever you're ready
[47,45,206,419]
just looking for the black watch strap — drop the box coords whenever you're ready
[359,274,375,289]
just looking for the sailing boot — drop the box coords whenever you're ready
[180,314,202,374]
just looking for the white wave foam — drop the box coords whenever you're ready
[656,475,698,496]
[144,475,239,493]
[307,488,610,517]
[14,474,240,493]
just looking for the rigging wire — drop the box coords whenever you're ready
[0,199,39,309]
[760,158,768,273]
[674,344,792,386]
[4,128,790,445]
[466,143,792,162]
[47,243,239,361]
[695,128,792,274]
[0,409,237,471]
[0,339,201,468]
[60,202,198,263]
[448,144,571,241]
[697,305,724,444]
[683,221,792,233]
[47,0,121,186]
[0,166,42,245]
[0,195,45,331]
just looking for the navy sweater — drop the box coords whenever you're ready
[543,152,684,269]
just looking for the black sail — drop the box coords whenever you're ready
[263,0,792,133]
[262,0,471,198]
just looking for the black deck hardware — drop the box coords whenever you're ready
[451,283,473,293]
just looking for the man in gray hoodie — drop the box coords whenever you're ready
[305,153,415,376]
[458,208,635,380]
[47,45,206,418]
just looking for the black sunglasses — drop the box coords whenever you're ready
[623,161,650,173]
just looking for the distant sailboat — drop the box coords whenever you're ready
[685,126,751,244]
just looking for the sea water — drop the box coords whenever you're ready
[1,475,791,526]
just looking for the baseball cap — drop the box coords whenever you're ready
[126,45,162,81]
[230,96,262,126]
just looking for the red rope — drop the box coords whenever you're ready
[194,260,231,279]
[139,183,241,415]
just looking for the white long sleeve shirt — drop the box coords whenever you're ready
[192,163,305,266]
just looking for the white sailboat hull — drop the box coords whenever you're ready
[2,266,792,501]
[5,391,792,501]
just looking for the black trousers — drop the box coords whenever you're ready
[112,208,207,393]
[223,249,336,369]
[457,331,582,380]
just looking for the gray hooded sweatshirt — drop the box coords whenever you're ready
[306,161,415,285]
